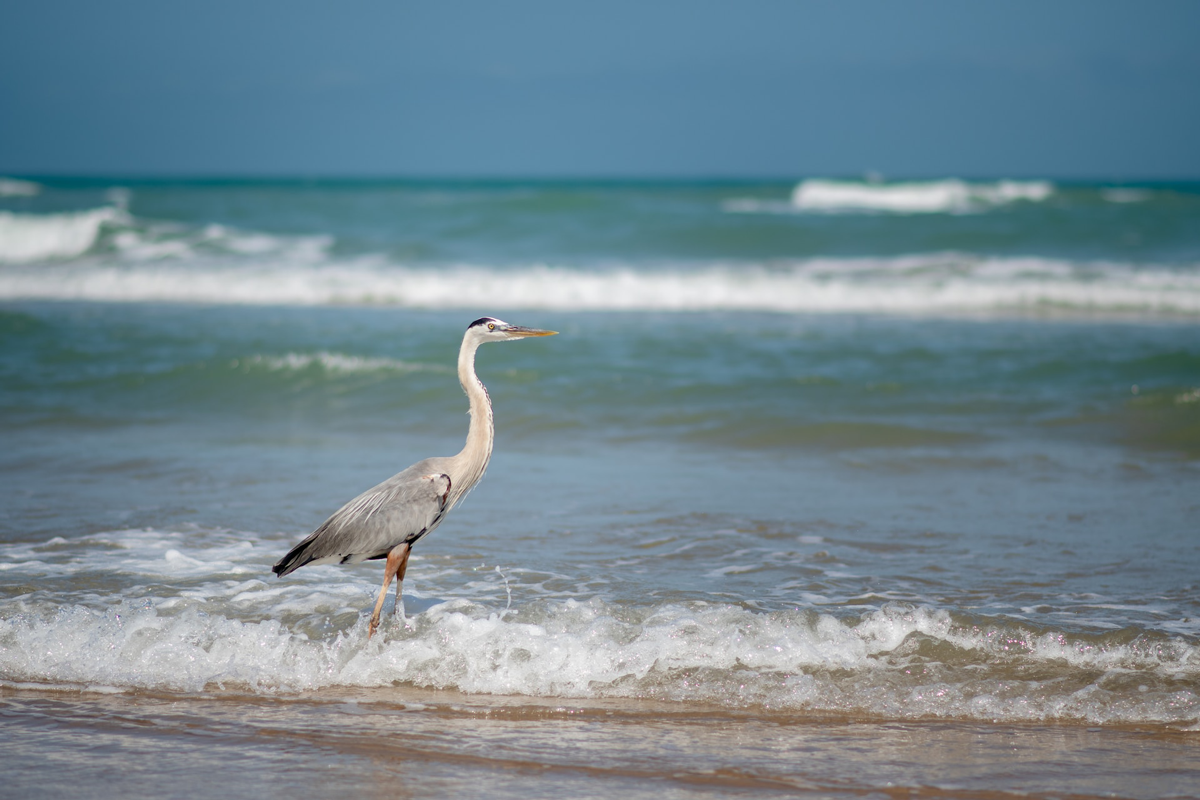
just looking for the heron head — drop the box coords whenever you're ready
[467,317,558,342]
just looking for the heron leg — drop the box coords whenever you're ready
[368,543,409,639]
[393,545,411,619]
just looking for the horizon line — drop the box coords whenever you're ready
[5,171,1200,186]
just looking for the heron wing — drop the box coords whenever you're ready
[272,469,451,577]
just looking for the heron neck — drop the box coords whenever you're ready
[453,336,494,493]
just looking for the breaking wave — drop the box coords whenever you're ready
[0,207,125,263]
[2,254,1198,317]
[0,204,330,265]
[725,179,1056,215]
[1,527,1197,727]
[789,179,1055,214]
[237,351,451,374]
[2,587,1197,726]
[3,199,1198,318]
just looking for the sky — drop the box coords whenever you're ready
[2,1,1199,179]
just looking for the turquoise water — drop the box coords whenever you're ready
[2,177,1199,798]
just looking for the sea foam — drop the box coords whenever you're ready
[3,201,1195,318]
[0,205,331,265]
[239,351,451,374]
[788,179,1054,214]
[2,256,1198,317]
[0,207,124,263]
[2,527,1197,726]
[2,595,1197,726]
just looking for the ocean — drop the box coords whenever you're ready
[1,176,1198,798]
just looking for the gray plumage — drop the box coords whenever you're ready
[271,317,557,637]
[271,465,452,576]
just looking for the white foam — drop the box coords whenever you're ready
[0,177,41,197]
[0,207,124,263]
[2,256,1198,318]
[788,179,1054,214]
[108,220,332,263]
[1,528,1197,724]
[1,596,1196,725]
[0,204,331,266]
[239,352,450,374]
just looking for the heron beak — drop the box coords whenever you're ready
[506,326,558,337]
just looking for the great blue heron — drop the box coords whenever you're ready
[272,317,557,638]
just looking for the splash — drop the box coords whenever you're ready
[2,594,1197,727]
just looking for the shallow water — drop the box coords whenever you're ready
[4,687,1200,800]
[1,177,1199,796]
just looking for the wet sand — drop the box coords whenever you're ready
[4,685,1197,799]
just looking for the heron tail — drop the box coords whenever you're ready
[272,536,316,577]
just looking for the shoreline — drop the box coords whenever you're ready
[4,684,1197,799]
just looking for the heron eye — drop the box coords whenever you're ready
[488,323,495,330]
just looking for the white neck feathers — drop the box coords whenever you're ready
[451,333,494,501]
